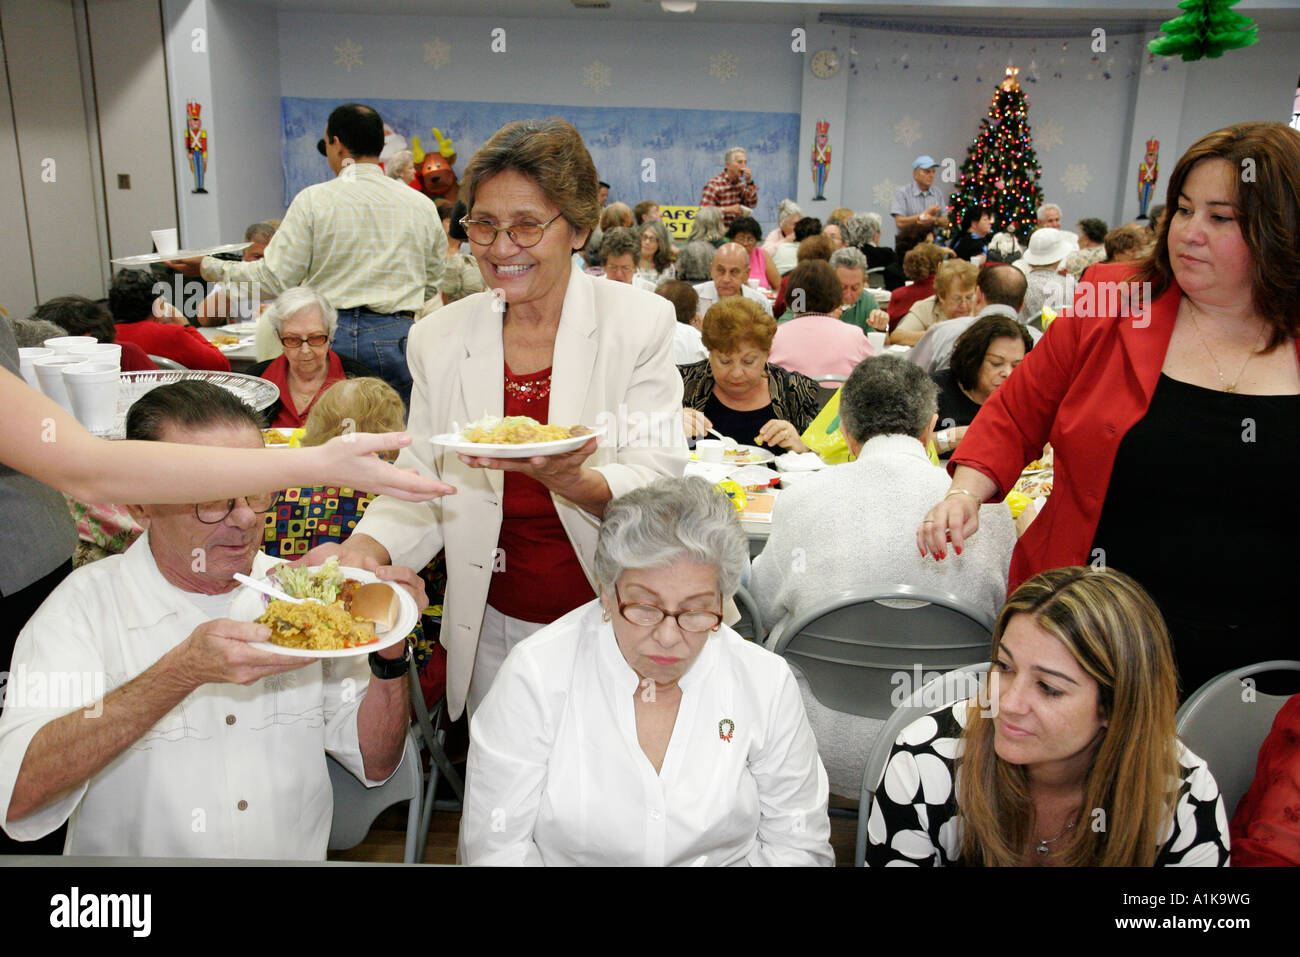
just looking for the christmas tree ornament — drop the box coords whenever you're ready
[1148,0,1259,61]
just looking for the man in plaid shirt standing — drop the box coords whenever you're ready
[172,103,446,407]
[698,147,758,228]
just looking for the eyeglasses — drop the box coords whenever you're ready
[614,585,722,634]
[460,211,564,249]
[280,334,330,349]
[194,493,279,525]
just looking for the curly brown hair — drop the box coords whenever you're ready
[903,243,947,282]
[701,297,776,354]
[796,234,833,263]
[460,118,600,247]
[1135,121,1300,350]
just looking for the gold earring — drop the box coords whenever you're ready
[601,610,611,622]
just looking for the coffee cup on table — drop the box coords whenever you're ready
[151,228,179,256]
[18,347,54,389]
[43,335,98,354]
[695,439,725,463]
[31,354,88,412]
[67,342,122,370]
[62,362,120,434]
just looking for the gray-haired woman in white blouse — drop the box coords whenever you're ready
[460,477,833,866]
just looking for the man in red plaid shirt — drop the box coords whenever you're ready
[698,147,758,228]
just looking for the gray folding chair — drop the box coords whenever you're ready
[408,653,464,863]
[854,663,988,866]
[1176,659,1300,818]
[147,354,186,370]
[772,584,996,720]
[327,731,422,862]
[732,585,766,644]
[812,375,844,412]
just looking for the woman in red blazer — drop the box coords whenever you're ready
[108,270,230,372]
[917,122,1300,697]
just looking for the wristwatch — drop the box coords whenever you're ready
[368,637,412,680]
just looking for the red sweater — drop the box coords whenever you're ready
[114,320,230,372]
[1231,694,1300,867]
[951,263,1300,594]
[886,276,935,330]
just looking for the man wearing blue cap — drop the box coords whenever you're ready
[890,156,948,230]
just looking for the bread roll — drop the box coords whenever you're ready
[348,582,400,630]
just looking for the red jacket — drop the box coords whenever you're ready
[114,320,230,372]
[886,276,935,330]
[1231,693,1300,867]
[951,262,1300,593]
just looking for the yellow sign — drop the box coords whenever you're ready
[659,205,698,242]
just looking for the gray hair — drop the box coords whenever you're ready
[1038,202,1062,219]
[843,212,881,247]
[688,206,727,244]
[599,226,639,262]
[11,317,68,348]
[723,146,746,165]
[777,198,802,225]
[245,221,277,244]
[839,355,938,444]
[386,150,415,180]
[829,246,867,272]
[675,241,717,283]
[593,477,749,598]
[265,286,338,339]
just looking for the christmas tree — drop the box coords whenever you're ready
[1148,0,1259,61]
[946,67,1044,247]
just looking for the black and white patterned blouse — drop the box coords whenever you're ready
[865,701,1230,867]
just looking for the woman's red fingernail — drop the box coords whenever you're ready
[937,551,945,560]
[954,545,962,555]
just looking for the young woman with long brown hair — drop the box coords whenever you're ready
[866,567,1229,866]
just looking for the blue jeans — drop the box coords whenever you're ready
[333,309,415,406]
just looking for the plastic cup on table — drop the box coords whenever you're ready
[62,362,120,434]
[696,439,725,463]
[866,331,886,353]
[151,228,179,256]
[31,354,88,412]
[43,335,98,354]
[18,347,54,389]
[67,342,122,370]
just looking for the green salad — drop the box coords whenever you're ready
[268,557,347,603]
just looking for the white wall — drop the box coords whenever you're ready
[0,0,105,309]
[86,0,179,262]
[207,0,285,234]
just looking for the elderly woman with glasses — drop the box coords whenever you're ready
[307,118,686,721]
[246,287,375,429]
[460,477,833,866]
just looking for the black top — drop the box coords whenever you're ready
[1091,373,1300,696]
[931,368,983,431]
[702,393,775,446]
[679,360,821,435]
[951,232,990,261]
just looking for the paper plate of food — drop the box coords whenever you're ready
[432,414,605,458]
[229,558,419,658]
[690,443,775,465]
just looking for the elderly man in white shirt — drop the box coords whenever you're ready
[750,357,1015,798]
[693,243,774,317]
[0,381,420,859]
[461,477,832,866]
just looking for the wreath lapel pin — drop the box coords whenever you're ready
[718,718,735,743]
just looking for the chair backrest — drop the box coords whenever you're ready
[865,267,886,289]
[1175,659,1300,817]
[855,662,989,866]
[327,731,422,861]
[147,354,186,371]
[773,584,995,719]
[732,585,765,644]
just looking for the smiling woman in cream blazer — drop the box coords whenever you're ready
[315,119,687,719]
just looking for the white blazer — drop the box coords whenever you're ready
[352,269,688,718]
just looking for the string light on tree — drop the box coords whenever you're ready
[946,65,1045,245]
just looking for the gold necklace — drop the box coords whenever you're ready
[1183,297,1266,394]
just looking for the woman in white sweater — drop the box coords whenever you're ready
[749,355,1016,796]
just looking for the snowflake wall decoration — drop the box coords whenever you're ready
[873,179,900,210]
[893,116,922,148]
[1061,163,1092,194]
[583,60,612,93]
[1036,118,1064,152]
[424,37,450,70]
[710,50,739,84]
[334,38,363,72]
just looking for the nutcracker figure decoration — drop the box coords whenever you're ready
[811,120,831,201]
[1137,137,1159,220]
[185,101,208,194]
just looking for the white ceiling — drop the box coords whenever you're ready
[259,0,1300,29]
